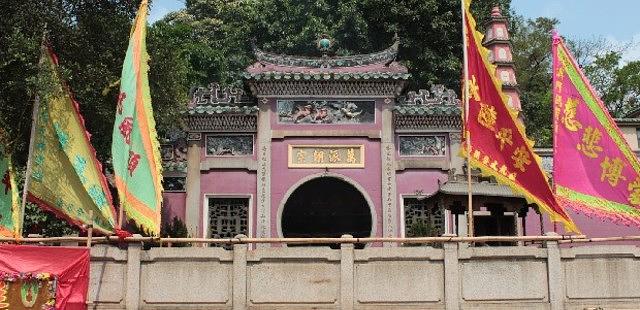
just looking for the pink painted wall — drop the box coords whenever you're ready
[270,137,382,238]
[199,170,257,238]
[163,192,186,223]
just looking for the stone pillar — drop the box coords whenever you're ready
[256,100,272,245]
[381,99,398,245]
[340,235,355,310]
[185,135,202,237]
[233,235,248,309]
[545,232,564,310]
[443,234,460,309]
[125,235,142,310]
[448,132,464,173]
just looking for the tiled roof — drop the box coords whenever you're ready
[244,41,409,80]
[187,105,258,115]
[439,181,523,198]
[242,70,411,81]
[394,105,461,116]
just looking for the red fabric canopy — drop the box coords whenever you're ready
[0,245,90,309]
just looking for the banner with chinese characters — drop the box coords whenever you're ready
[0,273,57,309]
[552,32,640,227]
[0,245,90,310]
[111,0,163,234]
[289,145,364,168]
[462,0,578,232]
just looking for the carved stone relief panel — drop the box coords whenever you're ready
[205,134,254,157]
[163,177,186,192]
[277,100,375,124]
[398,135,447,157]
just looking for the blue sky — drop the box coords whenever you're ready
[512,0,640,62]
[149,0,639,61]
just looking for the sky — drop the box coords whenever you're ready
[148,0,639,62]
[511,0,640,63]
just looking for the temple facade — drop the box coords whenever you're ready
[160,8,640,243]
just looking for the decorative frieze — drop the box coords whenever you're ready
[187,132,202,141]
[449,132,463,144]
[190,83,253,106]
[277,100,375,124]
[394,115,462,130]
[247,80,407,98]
[205,134,254,157]
[163,176,186,192]
[186,115,257,132]
[398,135,447,157]
[401,85,460,106]
[288,145,364,168]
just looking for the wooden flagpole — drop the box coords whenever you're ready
[19,95,39,238]
[86,210,94,248]
[20,27,50,238]
[461,0,474,237]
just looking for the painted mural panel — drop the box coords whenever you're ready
[163,176,186,192]
[289,145,364,168]
[277,100,375,124]
[205,134,254,156]
[398,135,447,157]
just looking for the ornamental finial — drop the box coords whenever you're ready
[316,34,333,53]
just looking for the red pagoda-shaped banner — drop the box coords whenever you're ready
[462,0,578,232]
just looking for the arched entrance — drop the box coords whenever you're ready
[281,176,373,245]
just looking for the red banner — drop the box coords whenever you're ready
[0,245,89,309]
[462,0,578,232]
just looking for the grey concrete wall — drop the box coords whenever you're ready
[88,239,640,309]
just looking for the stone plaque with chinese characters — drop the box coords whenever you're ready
[288,145,364,168]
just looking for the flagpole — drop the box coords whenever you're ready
[20,94,40,238]
[20,28,48,238]
[461,0,474,237]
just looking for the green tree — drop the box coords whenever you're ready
[584,52,640,117]
[172,0,509,89]
[510,16,558,146]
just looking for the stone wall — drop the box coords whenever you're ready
[88,237,640,309]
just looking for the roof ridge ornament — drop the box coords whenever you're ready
[253,39,400,69]
[189,83,255,110]
[402,85,460,106]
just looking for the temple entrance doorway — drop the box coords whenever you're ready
[281,176,372,248]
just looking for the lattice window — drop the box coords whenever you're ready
[403,198,444,237]
[207,198,249,246]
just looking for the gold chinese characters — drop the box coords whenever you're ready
[289,145,364,168]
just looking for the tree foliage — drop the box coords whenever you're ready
[584,52,640,117]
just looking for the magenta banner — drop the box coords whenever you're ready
[552,32,640,227]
